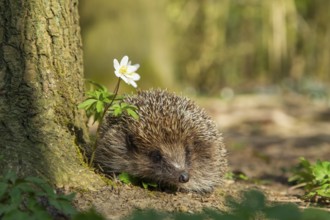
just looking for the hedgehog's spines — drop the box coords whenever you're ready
[94,89,227,193]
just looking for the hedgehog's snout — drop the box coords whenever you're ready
[179,171,189,183]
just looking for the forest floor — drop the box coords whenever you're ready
[74,93,330,219]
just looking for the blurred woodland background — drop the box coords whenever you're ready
[79,0,330,99]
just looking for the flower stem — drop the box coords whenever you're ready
[103,77,121,115]
[89,78,122,167]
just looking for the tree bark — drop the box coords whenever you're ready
[0,0,103,188]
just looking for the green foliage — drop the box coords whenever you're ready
[78,81,114,123]
[289,157,330,201]
[225,171,249,181]
[118,172,139,185]
[78,81,138,123]
[118,172,157,189]
[79,80,139,166]
[0,172,76,220]
[2,171,328,220]
[0,172,107,220]
[141,181,157,190]
[110,102,139,119]
[224,171,235,180]
[125,190,330,220]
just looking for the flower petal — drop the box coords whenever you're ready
[113,59,120,70]
[120,56,129,66]
[120,75,129,84]
[127,64,140,73]
[114,70,121,78]
[129,73,140,81]
[128,80,137,88]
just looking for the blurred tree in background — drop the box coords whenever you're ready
[79,0,330,95]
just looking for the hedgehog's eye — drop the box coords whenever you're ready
[193,140,203,148]
[185,148,192,166]
[149,150,162,163]
[185,147,191,158]
[126,134,138,153]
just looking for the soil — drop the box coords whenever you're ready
[73,93,330,219]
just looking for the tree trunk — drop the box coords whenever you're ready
[0,0,103,189]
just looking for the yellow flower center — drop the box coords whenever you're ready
[119,66,128,75]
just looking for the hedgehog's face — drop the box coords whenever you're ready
[124,130,222,193]
[125,133,194,187]
[146,146,191,185]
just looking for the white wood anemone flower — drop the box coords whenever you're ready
[113,55,140,88]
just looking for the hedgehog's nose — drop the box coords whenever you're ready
[179,172,189,183]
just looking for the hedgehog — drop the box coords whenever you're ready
[94,89,227,192]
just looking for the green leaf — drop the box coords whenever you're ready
[141,182,148,189]
[313,160,330,182]
[0,204,17,216]
[120,102,128,108]
[0,173,80,220]
[127,104,138,110]
[15,182,37,194]
[0,182,8,199]
[265,203,301,220]
[142,181,157,189]
[58,192,76,201]
[238,173,249,181]
[25,176,47,185]
[102,98,111,104]
[126,108,139,120]
[4,172,17,184]
[118,172,138,185]
[289,157,314,184]
[95,101,104,113]
[316,184,330,197]
[95,91,102,100]
[93,112,102,124]
[289,158,330,200]
[224,171,234,180]
[2,210,31,220]
[300,157,312,170]
[302,208,330,220]
[118,172,133,184]
[25,177,55,196]
[111,104,122,116]
[49,199,77,216]
[110,103,120,108]
[86,90,97,98]
[31,210,52,220]
[25,197,43,215]
[78,99,97,109]
[9,187,22,208]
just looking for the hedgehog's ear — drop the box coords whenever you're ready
[125,134,138,153]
